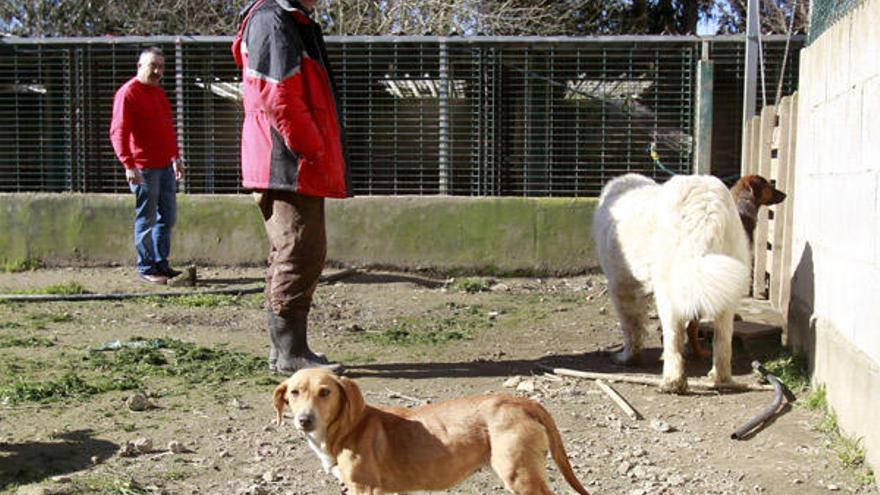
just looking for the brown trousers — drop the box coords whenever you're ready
[254,190,326,317]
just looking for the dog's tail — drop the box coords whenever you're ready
[656,175,751,320]
[665,253,750,320]
[532,402,591,495]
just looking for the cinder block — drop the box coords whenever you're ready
[799,45,827,110]
[824,16,853,99]
[849,0,880,84]
[860,79,880,176]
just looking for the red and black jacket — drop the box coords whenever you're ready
[232,0,351,197]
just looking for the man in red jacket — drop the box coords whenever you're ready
[110,46,185,285]
[233,0,351,373]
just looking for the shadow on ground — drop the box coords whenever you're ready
[0,429,117,489]
[348,347,760,384]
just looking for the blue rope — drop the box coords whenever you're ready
[648,141,740,185]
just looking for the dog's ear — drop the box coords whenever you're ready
[325,375,365,455]
[273,381,289,426]
[338,376,366,429]
[328,376,365,435]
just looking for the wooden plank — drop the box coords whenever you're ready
[779,93,799,342]
[538,366,774,392]
[595,379,642,420]
[749,117,761,175]
[770,96,792,309]
[741,117,755,176]
[752,105,776,299]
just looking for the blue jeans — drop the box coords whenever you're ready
[130,165,177,275]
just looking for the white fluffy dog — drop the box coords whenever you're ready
[592,173,751,393]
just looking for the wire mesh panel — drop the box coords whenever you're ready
[0,43,73,192]
[180,39,244,194]
[708,37,802,180]
[490,39,697,196]
[0,35,803,197]
[809,0,868,44]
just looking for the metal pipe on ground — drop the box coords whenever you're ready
[731,360,794,440]
[0,268,358,303]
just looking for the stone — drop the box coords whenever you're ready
[168,440,186,454]
[516,380,536,393]
[126,393,156,411]
[650,418,673,433]
[502,376,522,388]
[133,437,153,453]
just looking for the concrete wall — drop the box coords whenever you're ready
[789,0,880,477]
[0,194,598,276]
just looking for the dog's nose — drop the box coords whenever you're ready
[296,413,314,431]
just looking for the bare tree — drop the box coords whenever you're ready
[0,0,248,37]
[713,0,809,34]
[317,0,570,36]
[2,0,805,38]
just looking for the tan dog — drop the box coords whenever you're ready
[686,174,787,359]
[274,368,591,495]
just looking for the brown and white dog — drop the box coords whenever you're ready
[274,368,591,495]
[686,174,787,358]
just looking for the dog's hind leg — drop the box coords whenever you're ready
[656,295,688,393]
[490,428,554,494]
[609,284,648,366]
[708,309,735,386]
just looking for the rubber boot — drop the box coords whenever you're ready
[268,345,277,372]
[268,310,341,374]
[269,342,327,371]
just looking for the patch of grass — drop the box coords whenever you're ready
[0,371,141,404]
[162,468,190,481]
[7,281,87,295]
[0,335,55,348]
[804,384,827,411]
[0,338,265,405]
[0,258,42,273]
[67,475,152,495]
[18,312,75,330]
[451,277,493,293]
[763,348,810,392]
[807,384,876,489]
[336,352,378,365]
[86,337,265,384]
[144,293,246,308]
[364,303,488,347]
[254,375,280,387]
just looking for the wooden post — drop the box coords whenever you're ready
[779,93,799,342]
[752,105,776,299]
[770,96,791,309]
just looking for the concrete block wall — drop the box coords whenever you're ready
[790,0,880,477]
[0,194,598,276]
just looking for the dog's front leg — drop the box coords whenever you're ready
[344,482,384,495]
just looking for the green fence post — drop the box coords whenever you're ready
[694,58,714,175]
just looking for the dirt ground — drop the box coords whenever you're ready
[0,266,874,495]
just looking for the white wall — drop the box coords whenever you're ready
[790,0,880,478]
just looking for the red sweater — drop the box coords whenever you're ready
[110,78,179,170]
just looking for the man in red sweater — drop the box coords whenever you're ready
[110,46,186,285]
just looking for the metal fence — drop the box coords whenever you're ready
[809,0,868,44]
[0,35,802,196]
